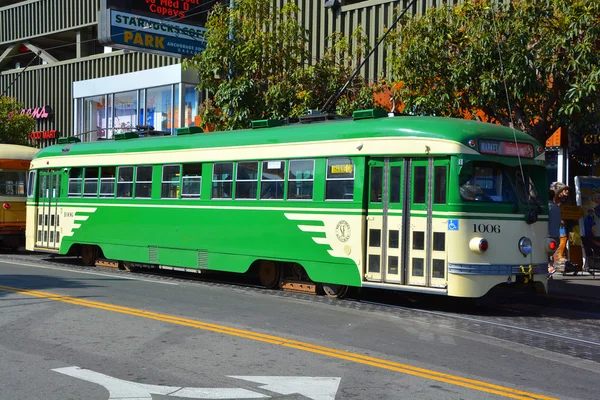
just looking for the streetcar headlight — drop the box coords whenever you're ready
[469,237,488,254]
[519,237,532,257]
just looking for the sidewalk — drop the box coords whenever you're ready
[546,271,600,305]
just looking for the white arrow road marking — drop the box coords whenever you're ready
[231,376,341,400]
[52,367,269,399]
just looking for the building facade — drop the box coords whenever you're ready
[0,0,495,147]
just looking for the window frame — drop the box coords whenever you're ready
[181,163,202,199]
[117,166,134,198]
[260,160,286,200]
[161,164,181,199]
[235,161,259,200]
[99,166,117,198]
[68,168,83,197]
[135,165,153,199]
[212,162,234,200]
[288,159,315,201]
[325,157,355,201]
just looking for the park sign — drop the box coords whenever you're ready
[98,0,212,57]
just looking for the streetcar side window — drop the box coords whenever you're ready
[68,168,82,197]
[83,167,99,197]
[0,170,26,196]
[413,166,426,204]
[326,157,354,201]
[136,166,153,198]
[236,161,258,200]
[260,160,285,200]
[434,166,447,204]
[99,167,116,198]
[182,163,202,199]
[212,162,233,199]
[161,165,181,199]
[459,163,512,203]
[288,159,314,200]
[117,166,134,198]
[27,171,36,198]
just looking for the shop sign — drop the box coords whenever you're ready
[560,205,584,220]
[103,0,214,26]
[8,105,53,121]
[22,105,53,120]
[29,130,58,140]
[583,134,600,145]
[99,8,207,57]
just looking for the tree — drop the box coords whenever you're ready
[0,96,36,145]
[384,0,600,144]
[183,0,377,131]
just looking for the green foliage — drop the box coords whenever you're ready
[183,0,375,131]
[0,96,35,145]
[385,0,600,143]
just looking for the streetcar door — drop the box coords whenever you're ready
[365,158,404,283]
[36,169,61,250]
[406,158,449,288]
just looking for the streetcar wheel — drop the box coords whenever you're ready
[81,245,97,266]
[258,261,281,289]
[321,284,348,299]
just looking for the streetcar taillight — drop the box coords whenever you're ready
[548,239,558,252]
[469,237,488,254]
[2,203,10,210]
[479,239,488,252]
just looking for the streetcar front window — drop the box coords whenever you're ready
[459,162,512,203]
[510,166,544,207]
[0,170,26,196]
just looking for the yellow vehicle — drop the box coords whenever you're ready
[0,144,39,249]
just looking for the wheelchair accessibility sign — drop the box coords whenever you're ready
[448,219,459,231]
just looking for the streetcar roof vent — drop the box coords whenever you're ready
[299,109,329,124]
[114,132,140,140]
[352,108,388,121]
[57,136,81,144]
[251,119,283,129]
[176,126,203,135]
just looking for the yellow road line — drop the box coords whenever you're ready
[0,286,556,400]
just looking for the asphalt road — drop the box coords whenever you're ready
[1,254,599,400]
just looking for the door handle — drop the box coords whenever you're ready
[367,216,374,221]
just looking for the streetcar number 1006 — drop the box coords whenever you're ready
[473,224,501,233]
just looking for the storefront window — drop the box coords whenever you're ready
[174,83,180,131]
[184,84,201,127]
[114,90,138,133]
[146,85,172,132]
[83,95,106,142]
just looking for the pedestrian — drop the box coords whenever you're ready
[547,188,561,278]
[552,182,570,269]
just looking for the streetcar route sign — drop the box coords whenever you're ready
[53,366,341,400]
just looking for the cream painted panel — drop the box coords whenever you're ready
[384,214,403,283]
[365,215,383,281]
[408,216,427,286]
[31,137,478,169]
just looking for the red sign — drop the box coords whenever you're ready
[23,105,53,119]
[479,140,534,158]
[107,0,211,25]
[29,130,57,140]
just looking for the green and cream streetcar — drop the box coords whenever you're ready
[26,110,551,299]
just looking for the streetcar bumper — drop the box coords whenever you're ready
[447,263,547,298]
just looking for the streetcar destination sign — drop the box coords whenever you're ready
[478,140,534,158]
